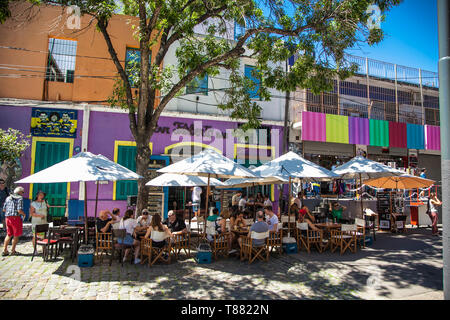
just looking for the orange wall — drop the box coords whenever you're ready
[0,2,160,103]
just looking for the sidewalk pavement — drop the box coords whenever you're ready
[0,225,443,300]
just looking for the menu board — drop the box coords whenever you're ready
[148,192,164,216]
[221,190,235,211]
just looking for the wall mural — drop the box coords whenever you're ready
[30,108,77,138]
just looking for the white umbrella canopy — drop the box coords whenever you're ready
[146,173,224,187]
[364,174,435,190]
[16,152,142,183]
[217,176,288,189]
[157,149,257,179]
[251,151,339,181]
[331,156,404,180]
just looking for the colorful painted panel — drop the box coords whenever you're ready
[369,119,389,147]
[389,122,407,149]
[326,114,349,144]
[31,108,77,138]
[301,111,326,142]
[407,124,425,150]
[425,125,441,151]
[349,117,369,145]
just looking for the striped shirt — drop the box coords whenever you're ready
[2,196,23,217]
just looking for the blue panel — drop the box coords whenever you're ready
[68,199,84,220]
[407,124,425,149]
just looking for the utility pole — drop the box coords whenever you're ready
[437,0,450,300]
[283,59,290,154]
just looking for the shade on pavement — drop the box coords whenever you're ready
[364,174,435,190]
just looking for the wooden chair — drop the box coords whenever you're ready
[149,230,172,266]
[170,233,190,259]
[112,229,134,266]
[240,231,270,264]
[330,224,357,255]
[355,218,366,248]
[205,220,230,260]
[266,228,283,256]
[95,232,113,265]
[296,222,323,253]
[140,238,152,267]
[243,218,254,227]
[53,227,79,262]
[281,215,297,235]
[31,224,59,261]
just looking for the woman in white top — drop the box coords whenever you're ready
[30,190,49,246]
[144,213,172,248]
[428,192,442,236]
[118,209,141,264]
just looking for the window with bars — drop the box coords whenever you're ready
[186,74,208,95]
[46,38,77,83]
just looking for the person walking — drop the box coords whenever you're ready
[30,190,49,247]
[2,186,26,256]
[0,179,9,232]
[427,192,442,236]
[192,186,202,218]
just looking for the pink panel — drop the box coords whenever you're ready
[426,125,441,151]
[301,111,326,142]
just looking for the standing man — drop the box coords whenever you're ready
[192,186,202,218]
[231,191,242,214]
[238,194,247,212]
[2,186,26,256]
[420,168,427,179]
[0,179,9,232]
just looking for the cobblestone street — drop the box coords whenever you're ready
[0,226,443,300]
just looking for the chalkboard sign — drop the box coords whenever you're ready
[213,189,221,202]
[148,192,164,216]
[221,190,235,211]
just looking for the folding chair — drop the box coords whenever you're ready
[281,215,297,236]
[95,232,113,265]
[240,231,270,264]
[112,229,134,266]
[355,218,366,248]
[140,238,152,267]
[266,227,283,256]
[330,224,357,255]
[149,230,172,266]
[171,233,191,259]
[296,222,323,253]
[205,220,230,260]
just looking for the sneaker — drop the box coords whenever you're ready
[229,249,237,254]
[134,258,141,264]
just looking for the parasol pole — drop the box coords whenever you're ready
[94,181,99,219]
[360,173,364,219]
[204,173,211,232]
[288,176,292,237]
[84,181,88,244]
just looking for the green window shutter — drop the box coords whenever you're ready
[116,146,138,200]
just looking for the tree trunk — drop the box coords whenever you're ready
[135,138,151,217]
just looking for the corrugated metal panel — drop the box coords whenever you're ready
[349,117,369,145]
[389,122,407,148]
[302,111,326,142]
[326,114,349,144]
[407,124,425,150]
[370,119,389,147]
[425,125,441,151]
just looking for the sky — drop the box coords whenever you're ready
[347,0,439,73]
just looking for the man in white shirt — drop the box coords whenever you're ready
[263,195,272,208]
[238,195,247,212]
[264,205,278,232]
[136,209,152,232]
[192,186,202,217]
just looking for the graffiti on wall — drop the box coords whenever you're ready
[30,108,77,138]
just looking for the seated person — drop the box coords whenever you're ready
[136,209,152,232]
[255,192,264,210]
[144,213,172,248]
[163,210,187,235]
[264,206,278,232]
[297,206,320,232]
[111,208,121,221]
[230,211,247,230]
[206,208,225,241]
[238,211,269,250]
[117,209,140,264]
[289,202,300,220]
[96,209,118,233]
[263,195,272,208]
[329,202,347,223]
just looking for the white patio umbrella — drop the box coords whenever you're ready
[241,152,339,236]
[332,156,405,217]
[157,149,256,222]
[16,152,142,242]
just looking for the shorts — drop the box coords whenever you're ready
[192,202,200,213]
[117,234,134,246]
[6,216,23,237]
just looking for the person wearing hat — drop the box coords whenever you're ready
[30,190,49,247]
[136,209,152,232]
[2,186,26,256]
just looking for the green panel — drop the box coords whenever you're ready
[34,141,70,217]
[370,119,389,147]
[326,114,349,144]
[116,145,138,200]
